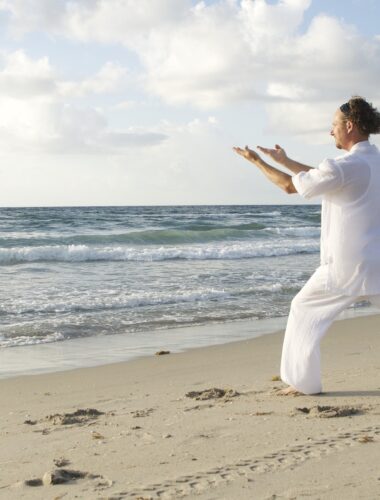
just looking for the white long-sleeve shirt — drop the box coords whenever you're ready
[292,140,380,295]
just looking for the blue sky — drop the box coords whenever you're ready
[0,0,379,207]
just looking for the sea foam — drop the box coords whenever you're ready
[0,240,319,264]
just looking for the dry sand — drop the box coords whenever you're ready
[0,314,379,499]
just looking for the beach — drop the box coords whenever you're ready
[1,0,380,498]
[0,313,379,499]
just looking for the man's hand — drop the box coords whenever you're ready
[257,144,287,165]
[233,145,262,164]
[234,143,297,194]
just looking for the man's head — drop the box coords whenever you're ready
[330,96,380,150]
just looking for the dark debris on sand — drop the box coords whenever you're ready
[293,405,363,418]
[185,388,240,401]
[24,469,90,487]
[53,457,71,467]
[46,408,105,425]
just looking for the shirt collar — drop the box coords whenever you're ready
[349,140,371,153]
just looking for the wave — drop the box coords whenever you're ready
[264,226,320,237]
[1,289,230,315]
[1,281,307,317]
[298,213,321,223]
[0,240,320,264]
[0,223,268,247]
[0,332,64,348]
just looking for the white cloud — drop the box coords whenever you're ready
[0,96,167,153]
[266,82,314,101]
[0,0,190,41]
[0,50,56,98]
[239,0,312,41]
[264,101,333,144]
[263,14,380,140]
[155,115,219,136]
[113,100,139,110]
[58,62,128,97]
[0,0,67,36]
[0,50,130,100]
[65,0,190,45]
[0,50,166,153]
[1,1,380,143]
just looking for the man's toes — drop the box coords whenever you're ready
[275,386,304,396]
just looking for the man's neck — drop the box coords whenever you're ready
[347,137,369,151]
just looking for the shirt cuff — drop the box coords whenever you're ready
[292,171,313,199]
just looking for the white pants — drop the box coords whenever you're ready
[280,265,380,395]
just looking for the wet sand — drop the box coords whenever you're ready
[0,314,379,499]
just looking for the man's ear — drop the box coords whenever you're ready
[346,120,354,134]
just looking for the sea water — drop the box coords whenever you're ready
[0,205,373,377]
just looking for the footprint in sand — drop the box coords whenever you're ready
[125,425,380,499]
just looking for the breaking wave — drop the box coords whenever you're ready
[0,240,320,264]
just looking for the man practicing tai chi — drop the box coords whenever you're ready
[234,96,380,395]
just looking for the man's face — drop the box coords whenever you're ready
[330,109,349,150]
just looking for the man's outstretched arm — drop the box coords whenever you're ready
[257,144,314,174]
[233,146,297,194]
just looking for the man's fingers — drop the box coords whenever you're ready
[233,147,245,155]
[257,145,271,154]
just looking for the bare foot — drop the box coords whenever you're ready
[275,386,304,396]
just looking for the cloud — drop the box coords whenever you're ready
[113,100,140,110]
[0,0,190,41]
[65,0,190,45]
[0,50,166,153]
[1,1,380,142]
[0,50,56,98]
[0,50,130,100]
[238,0,312,44]
[3,2,379,100]
[58,62,129,97]
[0,96,167,153]
[0,0,67,36]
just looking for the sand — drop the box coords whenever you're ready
[0,314,379,499]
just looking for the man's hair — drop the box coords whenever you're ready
[340,96,380,136]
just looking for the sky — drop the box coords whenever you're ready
[0,0,379,207]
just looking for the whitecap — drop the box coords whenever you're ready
[0,240,320,264]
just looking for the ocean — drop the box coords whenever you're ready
[0,205,373,377]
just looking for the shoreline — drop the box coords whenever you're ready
[0,314,288,380]
[0,312,379,498]
[0,303,378,381]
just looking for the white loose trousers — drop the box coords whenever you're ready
[284,141,380,395]
[280,265,380,395]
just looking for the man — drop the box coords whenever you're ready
[233,96,380,395]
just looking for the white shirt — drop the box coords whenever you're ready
[292,140,380,295]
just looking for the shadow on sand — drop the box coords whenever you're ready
[319,390,380,397]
